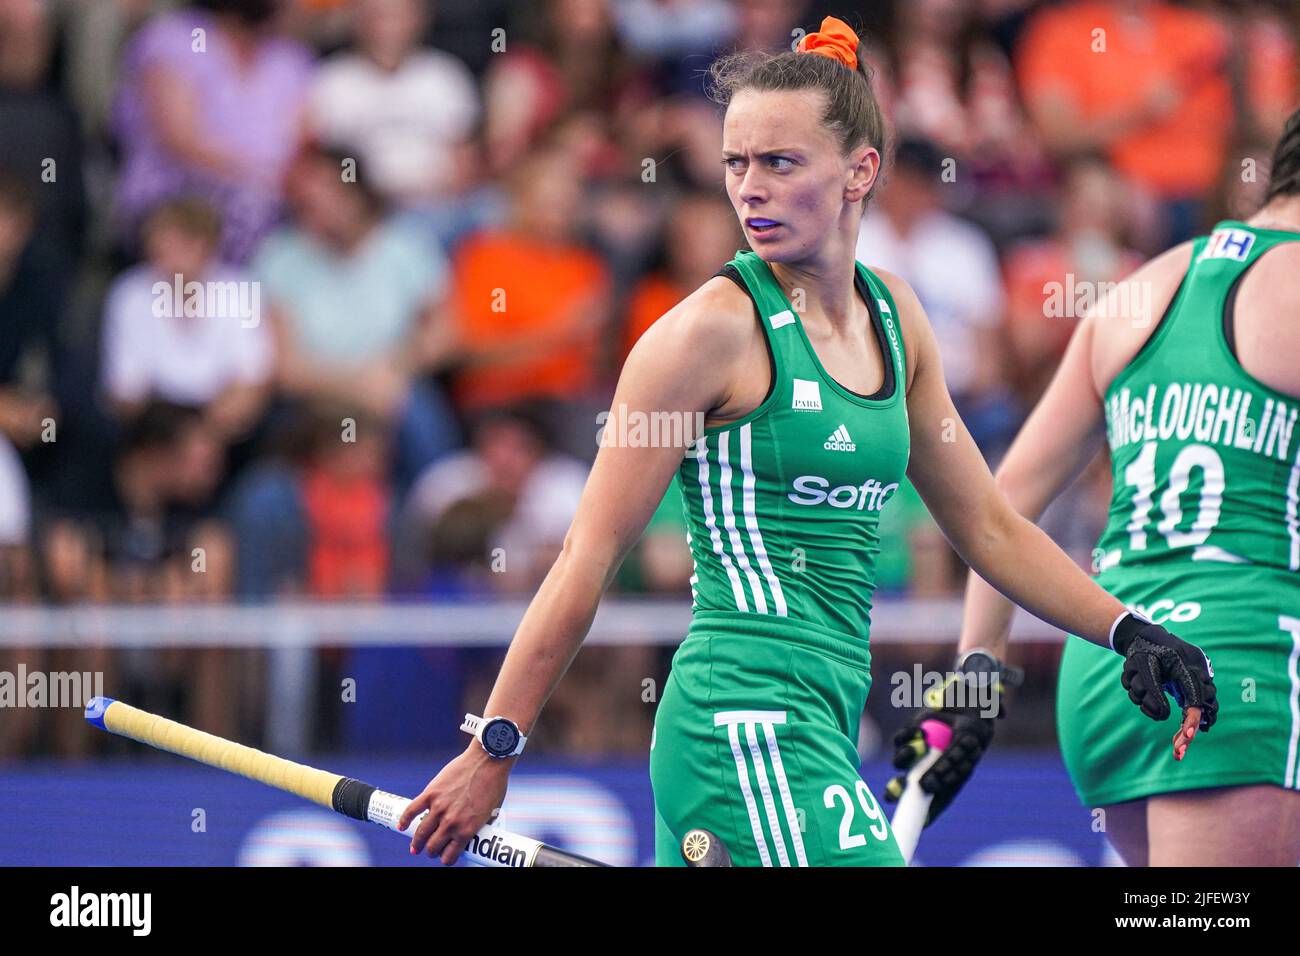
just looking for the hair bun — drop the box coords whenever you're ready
[795,16,860,70]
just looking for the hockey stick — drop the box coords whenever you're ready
[84,696,605,867]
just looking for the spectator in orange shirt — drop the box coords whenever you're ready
[299,404,391,599]
[621,190,742,368]
[448,141,613,459]
[1016,0,1233,247]
[1220,0,1300,144]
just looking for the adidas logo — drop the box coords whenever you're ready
[824,425,856,452]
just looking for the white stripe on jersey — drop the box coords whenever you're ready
[744,720,790,866]
[718,431,768,613]
[1282,616,1300,789]
[739,423,788,616]
[694,436,748,612]
[684,530,699,604]
[715,710,788,724]
[716,711,794,866]
[762,720,808,865]
[722,719,772,866]
[1287,447,1300,572]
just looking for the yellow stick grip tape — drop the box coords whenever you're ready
[94,697,343,808]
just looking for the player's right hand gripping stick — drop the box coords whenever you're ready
[885,650,1016,828]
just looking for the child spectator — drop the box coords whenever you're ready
[101,197,274,446]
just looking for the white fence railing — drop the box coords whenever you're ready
[0,598,1067,753]
[0,598,1066,647]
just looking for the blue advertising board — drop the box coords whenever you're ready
[0,752,1120,866]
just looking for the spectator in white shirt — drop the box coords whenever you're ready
[308,0,499,252]
[100,197,274,445]
[856,137,1018,456]
[0,433,29,550]
[395,405,589,594]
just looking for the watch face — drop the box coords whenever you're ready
[482,718,520,757]
[960,652,998,676]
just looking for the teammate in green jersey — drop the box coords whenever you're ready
[397,16,1216,867]
[956,110,1300,865]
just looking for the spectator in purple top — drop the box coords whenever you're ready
[110,0,314,264]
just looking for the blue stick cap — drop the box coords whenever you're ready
[84,696,116,729]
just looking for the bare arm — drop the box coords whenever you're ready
[268,302,414,416]
[475,282,743,732]
[204,380,273,442]
[142,66,254,184]
[882,270,1127,649]
[406,296,461,375]
[1026,88,1166,156]
[957,313,1106,658]
[957,241,1195,657]
[398,279,754,861]
[267,302,361,400]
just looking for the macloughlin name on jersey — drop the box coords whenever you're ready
[1105,382,1298,463]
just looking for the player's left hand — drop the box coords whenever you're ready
[398,747,511,865]
[1110,611,1218,758]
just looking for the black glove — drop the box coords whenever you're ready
[1112,611,1218,731]
[883,650,1019,826]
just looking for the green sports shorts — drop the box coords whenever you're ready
[650,611,905,867]
[1058,564,1300,808]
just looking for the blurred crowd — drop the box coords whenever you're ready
[0,0,1295,757]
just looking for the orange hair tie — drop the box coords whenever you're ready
[795,16,860,70]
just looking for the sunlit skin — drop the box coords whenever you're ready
[721,89,878,315]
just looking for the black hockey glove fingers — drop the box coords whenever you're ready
[1113,613,1218,731]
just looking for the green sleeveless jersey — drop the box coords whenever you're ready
[1096,221,1300,578]
[676,251,910,647]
